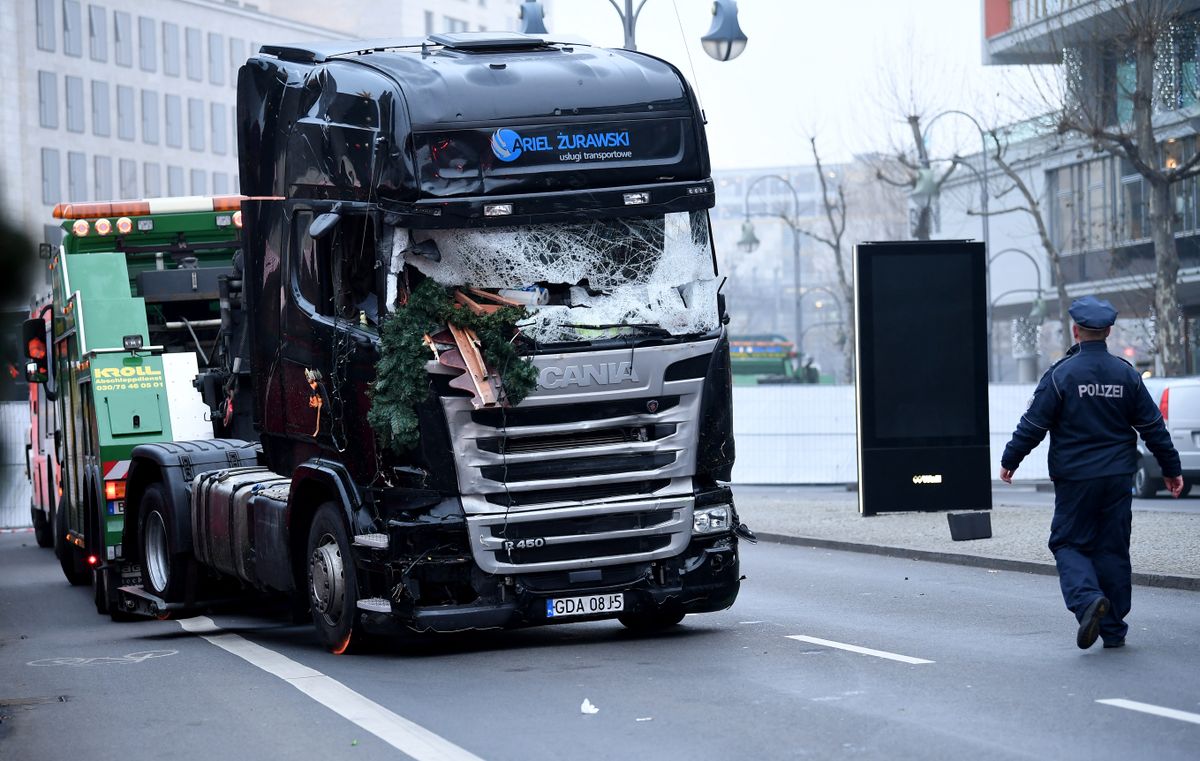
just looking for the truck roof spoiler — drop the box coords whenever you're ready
[261,32,555,63]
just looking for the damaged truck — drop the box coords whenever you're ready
[116,31,746,651]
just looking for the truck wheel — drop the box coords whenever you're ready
[32,506,53,548]
[307,503,365,654]
[1181,480,1192,498]
[618,607,685,632]
[141,484,188,603]
[1132,461,1158,499]
[54,497,89,586]
[94,566,136,622]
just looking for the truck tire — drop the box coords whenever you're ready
[1132,460,1158,499]
[32,506,53,548]
[618,607,685,632]
[54,497,89,586]
[306,503,366,654]
[141,483,189,603]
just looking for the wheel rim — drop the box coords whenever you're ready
[309,533,345,626]
[145,512,170,594]
[1134,468,1146,495]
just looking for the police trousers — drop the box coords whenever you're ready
[1049,475,1132,642]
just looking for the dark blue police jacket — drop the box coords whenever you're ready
[1001,340,1181,481]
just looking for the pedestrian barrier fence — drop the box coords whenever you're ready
[0,402,31,529]
[0,388,1050,527]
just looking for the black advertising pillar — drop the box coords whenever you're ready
[854,240,992,516]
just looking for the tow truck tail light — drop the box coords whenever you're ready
[1161,387,1170,423]
[87,555,99,566]
[105,480,126,500]
[71,219,90,237]
[94,218,112,236]
[115,216,133,234]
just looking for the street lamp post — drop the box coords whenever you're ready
[518,0,748,60]
[739,175,804,363]
[923,110,993,376]
[989,249,1046,382]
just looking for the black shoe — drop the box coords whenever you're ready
[1103,638,1125,649]
[1076,597,1110,650]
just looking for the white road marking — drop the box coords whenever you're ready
[1097,699,1200,725]
[178,616,486,761]
[786,635,934,664]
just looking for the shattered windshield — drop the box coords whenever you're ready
[391,211,720,344]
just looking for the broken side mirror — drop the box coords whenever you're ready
[22,318,48,384]
[309,212,342,240]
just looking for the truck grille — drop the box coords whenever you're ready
[442,338,717,573]
[466,498,693,574]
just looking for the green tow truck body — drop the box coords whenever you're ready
[34,198,242,615]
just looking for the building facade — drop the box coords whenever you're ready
[0,0,529,246]
[936,0,1200,376]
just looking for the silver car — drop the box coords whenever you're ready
[1133,375,1200,498]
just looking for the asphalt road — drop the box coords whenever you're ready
[2,531,1198,761]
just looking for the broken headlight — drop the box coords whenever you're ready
[693,504,731,535]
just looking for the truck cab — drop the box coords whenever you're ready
[122,33,745,650]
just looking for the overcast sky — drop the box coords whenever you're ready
[546,0,1029,169]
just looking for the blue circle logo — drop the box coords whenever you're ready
[491,128,522,162]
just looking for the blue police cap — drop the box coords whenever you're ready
[1069,296,1117,329]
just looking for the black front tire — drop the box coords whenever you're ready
[1132,461,1158,499]
[306,503,366,653]
[32,506,53,548]
[140,483,190,603]
[54,498,89,586]
[618,607,686,632]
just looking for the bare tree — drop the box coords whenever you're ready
[1034,0,1200,374]
[795,137,854,381]
[875,115,961,240]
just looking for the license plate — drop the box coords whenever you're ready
[545,593,624,619]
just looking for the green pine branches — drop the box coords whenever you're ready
[368,279,537,452]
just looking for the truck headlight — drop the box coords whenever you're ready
[693,505,731,535]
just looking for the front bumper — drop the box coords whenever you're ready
[357,533,740,635]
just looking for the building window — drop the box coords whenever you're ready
[444,17,468,32]
[63,1,83,57]
[91,80,110,137]
[65,76,85,133]
[36,0,55,52]
[94,155,112,200]
[119,158,137,199]
[212,171,229,195]
[167,165,184,196]
[67,151,87,202]
[138,16,156,72]
[41,149,61,205]
[141,89,159,145]
[190,168,207,195]
[114,11,132,67]
[38,72,58,129]
[424,11,434,35]
[144,162,162,197]
[211,103,228,155]
[208,32,224,85]
[229,38,245,87]
[163,22,180,77]
[185,27,203,81]
[165,94,182,148]
[88,4,106,61]
[187,98,205,151]
[116,85,135,141]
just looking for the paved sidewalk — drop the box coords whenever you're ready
[733,484,1200,590]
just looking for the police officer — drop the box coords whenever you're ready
[999,296,1183,650]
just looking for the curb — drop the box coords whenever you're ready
[755,533,1200,592]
